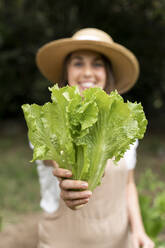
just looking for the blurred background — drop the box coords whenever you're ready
[0,0,165,246]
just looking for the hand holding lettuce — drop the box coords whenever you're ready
[22,85,147,191]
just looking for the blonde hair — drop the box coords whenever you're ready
[60,52,115,94]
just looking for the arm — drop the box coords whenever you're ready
[127,170,154,248]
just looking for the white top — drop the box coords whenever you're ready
[31,140,138,213]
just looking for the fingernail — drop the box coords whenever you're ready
[86,191,92,196]
[81,182,88,188]
[65,171,72,176]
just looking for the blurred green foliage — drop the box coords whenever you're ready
[138,169,165,246]
[0,122,40,216]
[0,0,165,119]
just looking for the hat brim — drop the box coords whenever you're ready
[36,38,139,94]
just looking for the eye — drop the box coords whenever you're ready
[71,60,83,67]
[93,60,104,67]
[74,62,83,66]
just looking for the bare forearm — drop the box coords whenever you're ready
[127,171,145,233]
[126,171,155,247]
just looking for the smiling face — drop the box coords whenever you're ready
[66,50,107,93]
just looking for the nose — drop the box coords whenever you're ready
[83,64,93,78]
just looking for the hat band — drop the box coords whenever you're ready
[74,34,113,43]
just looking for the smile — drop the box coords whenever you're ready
[80,82,96,88]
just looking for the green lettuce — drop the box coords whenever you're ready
[22,85,147,191]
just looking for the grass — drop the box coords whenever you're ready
[0,119,165,236]
[0,120,41,229]
[135,128,165,244]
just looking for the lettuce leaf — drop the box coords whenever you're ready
[22,85,147,191]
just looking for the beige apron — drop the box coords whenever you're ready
[38,158,133,248]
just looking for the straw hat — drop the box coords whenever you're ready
[36,28,139,94]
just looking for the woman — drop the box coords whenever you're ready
[35,28,154,248]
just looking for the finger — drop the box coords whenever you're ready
[142,236,155,248]
[60,179,88,190]
[66,198,89,209]
[143,242,155,248]
[53,168,72,178]
[61,190,92,200]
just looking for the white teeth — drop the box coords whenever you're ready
[81,82,95,87]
